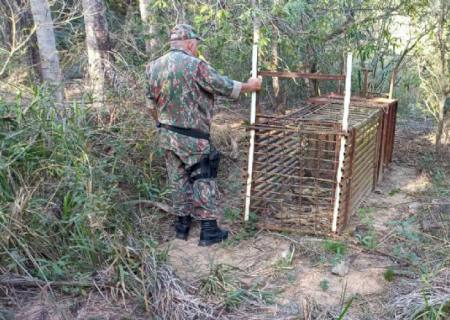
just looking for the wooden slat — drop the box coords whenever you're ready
[258,71,345,80]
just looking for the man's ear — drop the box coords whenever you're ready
[186,39,195,51]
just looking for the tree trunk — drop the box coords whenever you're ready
[0,1,14,78]
[435,96,446,152]
[138,0,158,57]
[362,68,371,97]
[435,0,449,153]
[0,4,12,52]
[177,0,186,23]
[388,68,397,99]
[271,23,283,113]
[444,116,450,145]
[81,0,111,111]
[305,45,319,96]
[338,52,345,94]
[311,62,319,96]
[21,4,42,82]
[388,34,425,100]
[29,0,63,104]
[0,0,19,51]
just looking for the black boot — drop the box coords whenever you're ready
[198,219,229,246]
[175,216,192,240]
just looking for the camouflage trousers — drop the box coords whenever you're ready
[164,149,219,220]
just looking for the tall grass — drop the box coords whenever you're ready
[0,87,182,311]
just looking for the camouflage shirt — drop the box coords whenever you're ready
[146,49,241,134]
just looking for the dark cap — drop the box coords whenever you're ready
[170,24,203,41]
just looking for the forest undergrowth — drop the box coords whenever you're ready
[0,88,228,319]
[1,88,450,319]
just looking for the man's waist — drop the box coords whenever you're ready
[157,122,210,140]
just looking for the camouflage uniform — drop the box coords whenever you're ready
[145,25,241,220]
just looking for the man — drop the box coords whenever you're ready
[146,24,261,246]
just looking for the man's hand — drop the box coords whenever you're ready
[241,77,262,93]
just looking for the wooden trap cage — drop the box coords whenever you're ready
[244,71,398,235]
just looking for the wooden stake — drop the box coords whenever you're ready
[331,52,353,233]
[244,1,260,221]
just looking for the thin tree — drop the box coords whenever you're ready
[417,0,449,152]
[29,0,64,105]
[138,0,158,57]
[0,0,37,78]
[81,0,111,111]
[271,0,284,113]
[22,3,42,83]
[271,21,283,113]
[433,0,449,152]
[388,32,428,99]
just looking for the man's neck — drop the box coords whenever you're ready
[170,47,192,56]
[170,43,194,57]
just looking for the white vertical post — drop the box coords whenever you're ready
[331,52,353,232]
[244,3,260,221]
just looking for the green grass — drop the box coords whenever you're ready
[355,207,378,250]
[383,267,395,282]
[274,244,295,271]
[319,279,330,291]
[223,207,241,222]
[389,187,401,196]
[199,263,275,311]
[414,296,450,320]
[355,232,378,250]
[223,211,258,246]
[323,240,347,255]
[0,88,166,300]
[358,207,375,226]
[322,239,348,265]
[336,297,354,320]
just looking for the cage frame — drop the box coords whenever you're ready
[244,70,398,235]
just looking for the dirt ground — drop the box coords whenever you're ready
[160,114,445,319]
[162,163,424,319]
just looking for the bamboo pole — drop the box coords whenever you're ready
[331,53,353,232]
[244,1,260,221]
